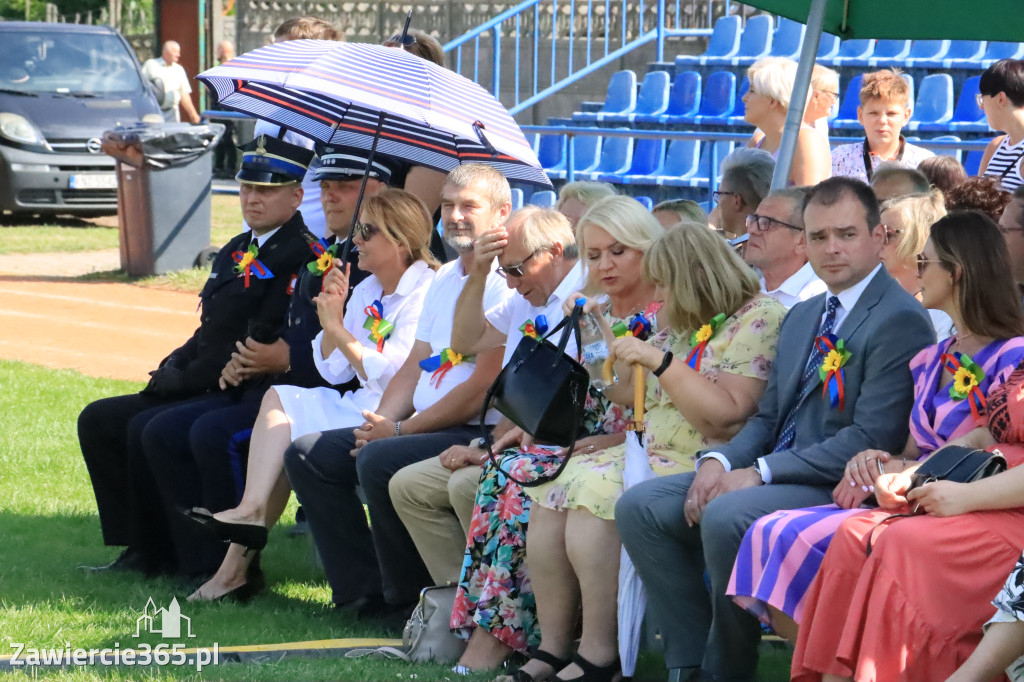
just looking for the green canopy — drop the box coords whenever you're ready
[746,0,1024,41]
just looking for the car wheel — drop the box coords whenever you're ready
[194,245,219,268]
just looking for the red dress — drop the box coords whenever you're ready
[791,365,1024,682]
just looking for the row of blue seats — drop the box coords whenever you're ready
[678,14,1024,70]
[514,188,656,211]
[530,133,987,187]
[575,68,991,134]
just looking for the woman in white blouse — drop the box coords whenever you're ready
[187,188,439,601]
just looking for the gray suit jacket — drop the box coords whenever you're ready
[714,267,935,487]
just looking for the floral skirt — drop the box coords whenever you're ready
[450,450,543,653]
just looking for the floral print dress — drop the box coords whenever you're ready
[449,303,660,652]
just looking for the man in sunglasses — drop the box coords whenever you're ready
[743,188,827,310]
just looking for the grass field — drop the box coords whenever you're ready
[0,359,794,681]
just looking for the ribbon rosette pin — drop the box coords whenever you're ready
[362,300,394,352]
[611,312,654,340]
[941,352,987,421]
[684,313,726,371]
[519,315,549,339]
[817,334,851,410]
[232,243,273,288]
[418,347,467,388]
[307,238,339,276]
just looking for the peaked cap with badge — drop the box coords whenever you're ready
[313,144,398,184]
[236,135,317,186]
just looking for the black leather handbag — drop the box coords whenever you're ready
[480,304,590,487]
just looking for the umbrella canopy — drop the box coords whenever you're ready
[746,0,1024,41]
[198,40,551,186]
[618,428,656,678]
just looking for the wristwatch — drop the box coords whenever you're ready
[470,437,487,449]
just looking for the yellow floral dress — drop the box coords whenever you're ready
[526,293,786,520]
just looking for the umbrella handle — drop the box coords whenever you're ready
[633,364,645,427]
[602,356,615,387]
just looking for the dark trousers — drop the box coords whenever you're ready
[615,473,833,681]
[77,392,202,572]
[142,391,263,577]
[284,424,480,606]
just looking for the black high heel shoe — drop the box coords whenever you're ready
[183,507,269,550]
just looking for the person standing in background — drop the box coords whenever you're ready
[142,41,201,124]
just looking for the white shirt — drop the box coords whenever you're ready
[830,141,934,184]
[243,121,326,239]
[760,261,828,310]
[250,226,280,248]
[412,259,514,421]
[312,260,434,399]
[702,264,884,482]
[485,261,588,366]
[142,57,192,122]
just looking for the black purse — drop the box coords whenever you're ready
[865,445,1008,555]
[480,304,590,487]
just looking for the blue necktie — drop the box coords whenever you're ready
[772,295,841,452]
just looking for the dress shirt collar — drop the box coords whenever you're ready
[544,260,585,308]
[828,262,882,315]
[251,225,281,248]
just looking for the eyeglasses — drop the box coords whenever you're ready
[495,252,538,279]
[354,221,382,241]
[745,213,802,233]
[818,90,839,99]
[882,224,904,244]
[916,253,944,277]
[976,93,989,109]
[999,225,1024,235]
[387,33,417,46]
[712,190,741,203]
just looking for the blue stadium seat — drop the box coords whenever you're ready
[937,40,987,68]
[964,144,988,176]
[949,76,989,134]
[929,135,963,163]
[574,70,637,122]
[831,74,864,130]
[707,14,773,67]
[615,71,671,123]
[908,74,954,131]
[729,77,751,127]
[528,190,557,208]
[693,71,738,125]
[674,15,742,68]
[845,39,910,68]
[546,135,602,180]
[640,71,701,124]
[510,188,524,210]
[651,139,700,185]
[607,138,667,184]
[825,38,873,67]
[537,134,565,171]
[572,132,633,181]
[816,33,841,60]
[687,140,736,188]
[634,196,655,210]
[981,42,1024,68]
[904,40,951,68]
[768,17,805,59]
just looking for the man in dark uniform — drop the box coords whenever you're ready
[139,146,400,583]
[78,136,316,577]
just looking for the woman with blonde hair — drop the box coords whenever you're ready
[879,190,954,337]
[743,57,832,186]
[499,224,787,682]
[556,180,617,227]
[185,188,438,601]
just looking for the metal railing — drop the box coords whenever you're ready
[442,0,733,115]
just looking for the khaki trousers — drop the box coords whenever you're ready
[389,457,482,585]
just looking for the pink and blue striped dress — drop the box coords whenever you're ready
[727,335,1024,627]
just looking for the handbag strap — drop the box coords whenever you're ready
[864,512,916,556]
[540,304,583,361]
[479,369,583,488]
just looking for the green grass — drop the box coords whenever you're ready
[0,359,792,681]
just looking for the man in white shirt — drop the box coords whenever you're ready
[743,188,827,310]
[142,41,200,123]
[283,164,512,619]
[617,177,935,682]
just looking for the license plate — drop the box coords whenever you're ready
[69,173,117,190]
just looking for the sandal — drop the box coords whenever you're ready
[493,650,571,682]
[560,653,622,682]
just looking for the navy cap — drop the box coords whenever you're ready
[235,135,315,186]
[313,145,396,184]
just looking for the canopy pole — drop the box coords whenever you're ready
[341,112,386,261]
[771,0,828,190]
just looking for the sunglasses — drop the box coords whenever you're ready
[712,190,740,203]
[916,253,944,277]
[496,252,538,279]
[745,213,802,233]
[354,221,383,241]
[882,224,903,244]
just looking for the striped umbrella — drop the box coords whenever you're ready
[197,40,551,186]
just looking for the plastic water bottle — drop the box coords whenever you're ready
[577,298,614,390]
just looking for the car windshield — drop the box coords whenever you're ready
[0,30,143,96]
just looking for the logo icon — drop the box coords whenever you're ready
[86,137,103,154]
[134,597,195,639]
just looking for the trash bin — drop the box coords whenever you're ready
[102,122,225,276]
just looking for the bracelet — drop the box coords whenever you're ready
[652,351,674,377]
[394,421,402,437]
